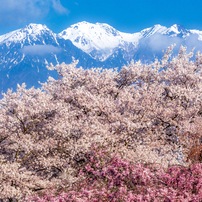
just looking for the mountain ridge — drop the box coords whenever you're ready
[1,21,202,98]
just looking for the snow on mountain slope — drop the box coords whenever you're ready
[0,23,61,75]
[140,24,168,38]
[0,23,59,47]
[58,21,142,61]
[1,22,201,64]
[0,23,102,97]
[58,22,195,61]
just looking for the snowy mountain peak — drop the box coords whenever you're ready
[141,24,167,38]
[161,24,189,37]
[23,23,50,33]
[59,21,141,61]
[62,21,117,35]
[95,22,120,36]
[169,24,186,32]
[0,23,54,44]
[140,24,189,38]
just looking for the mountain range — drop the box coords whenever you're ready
[1,21,202,97]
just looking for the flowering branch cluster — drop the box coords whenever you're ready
[27,145,202,201]
[0,45,202,201]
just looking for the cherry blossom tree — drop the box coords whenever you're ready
[0,45,202,201]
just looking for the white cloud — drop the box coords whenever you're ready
[139,33,201,55]
[136,32,202,62]
[21,45,62,55]
[52,0,69,15]
[146,33,183,52]
[185,34,202,53]
[149,33,202,55]
[0,0,69,26]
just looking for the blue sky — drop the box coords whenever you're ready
[0,0,202,35]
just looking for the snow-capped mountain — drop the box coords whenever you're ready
[1,21,202,98]
[0,23,99,96]
[58,21,142,61]
[0,23,57,44]
[140,24,189,38]
[58,22,198,61]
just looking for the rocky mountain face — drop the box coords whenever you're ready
[1,22,202,98]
